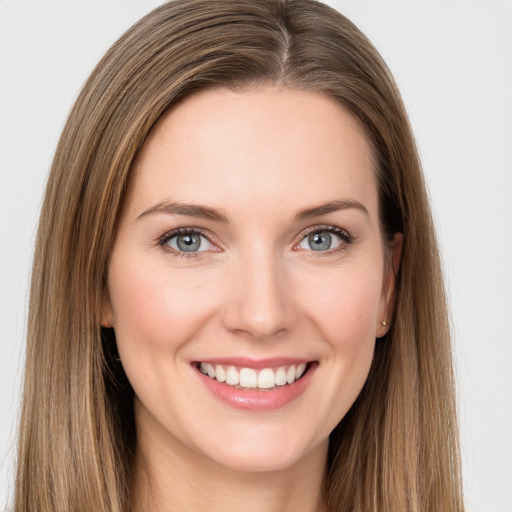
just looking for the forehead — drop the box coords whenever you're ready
[127,87,377,221]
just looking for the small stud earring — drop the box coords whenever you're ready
[381,320,388,326]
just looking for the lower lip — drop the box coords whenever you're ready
[195,363,317,411]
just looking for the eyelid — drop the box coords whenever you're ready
[293,224,355,253]
[297,224,353,240]
[157,227,221,255]
[156,224,354,257]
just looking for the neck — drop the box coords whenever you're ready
[132,406,327,512]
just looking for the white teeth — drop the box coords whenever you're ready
[275,367,287,386]
[225,366,239,386]
[295,363,307,379]
[215,365,226,383]
[239,368,258,388]
[199,362,309,389]
[257,368,276,389]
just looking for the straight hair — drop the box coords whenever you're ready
[15,1,464,510]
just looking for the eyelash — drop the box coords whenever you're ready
[157,225,355,258]
[157,227,217,259]
[295,225,355,256]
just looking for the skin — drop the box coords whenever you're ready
[102,87,401,512]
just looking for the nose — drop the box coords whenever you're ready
[221,250,297,339]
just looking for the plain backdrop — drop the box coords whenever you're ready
[0,1,511,511]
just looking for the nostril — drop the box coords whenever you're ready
[222,302,297,340]
[220,264,297,338]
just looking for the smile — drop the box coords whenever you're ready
[198,362,308,390]
[194,359,317,411]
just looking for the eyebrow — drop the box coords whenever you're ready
[294,199,369,221]
[137,201,229,222]
[136,198,368,223]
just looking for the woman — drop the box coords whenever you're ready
[15,0,464,510]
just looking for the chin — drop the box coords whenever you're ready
[194,429,324,474]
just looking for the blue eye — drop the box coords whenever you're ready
[163,230,214,253]
[297,228,349,252]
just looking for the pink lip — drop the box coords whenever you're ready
[194,361,318,411]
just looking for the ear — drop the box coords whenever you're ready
[101,287,114,328]
[376,232,403,338]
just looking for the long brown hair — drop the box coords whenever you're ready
[15,1,464,510]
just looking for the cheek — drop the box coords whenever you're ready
[300,263,384,344]
[286,263,384,436]
[107,257,220,358]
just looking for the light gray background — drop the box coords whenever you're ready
[1,1,511,511]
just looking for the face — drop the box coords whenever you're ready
[103,87,399,473]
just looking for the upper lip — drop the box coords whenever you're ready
[193,356,314,369]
